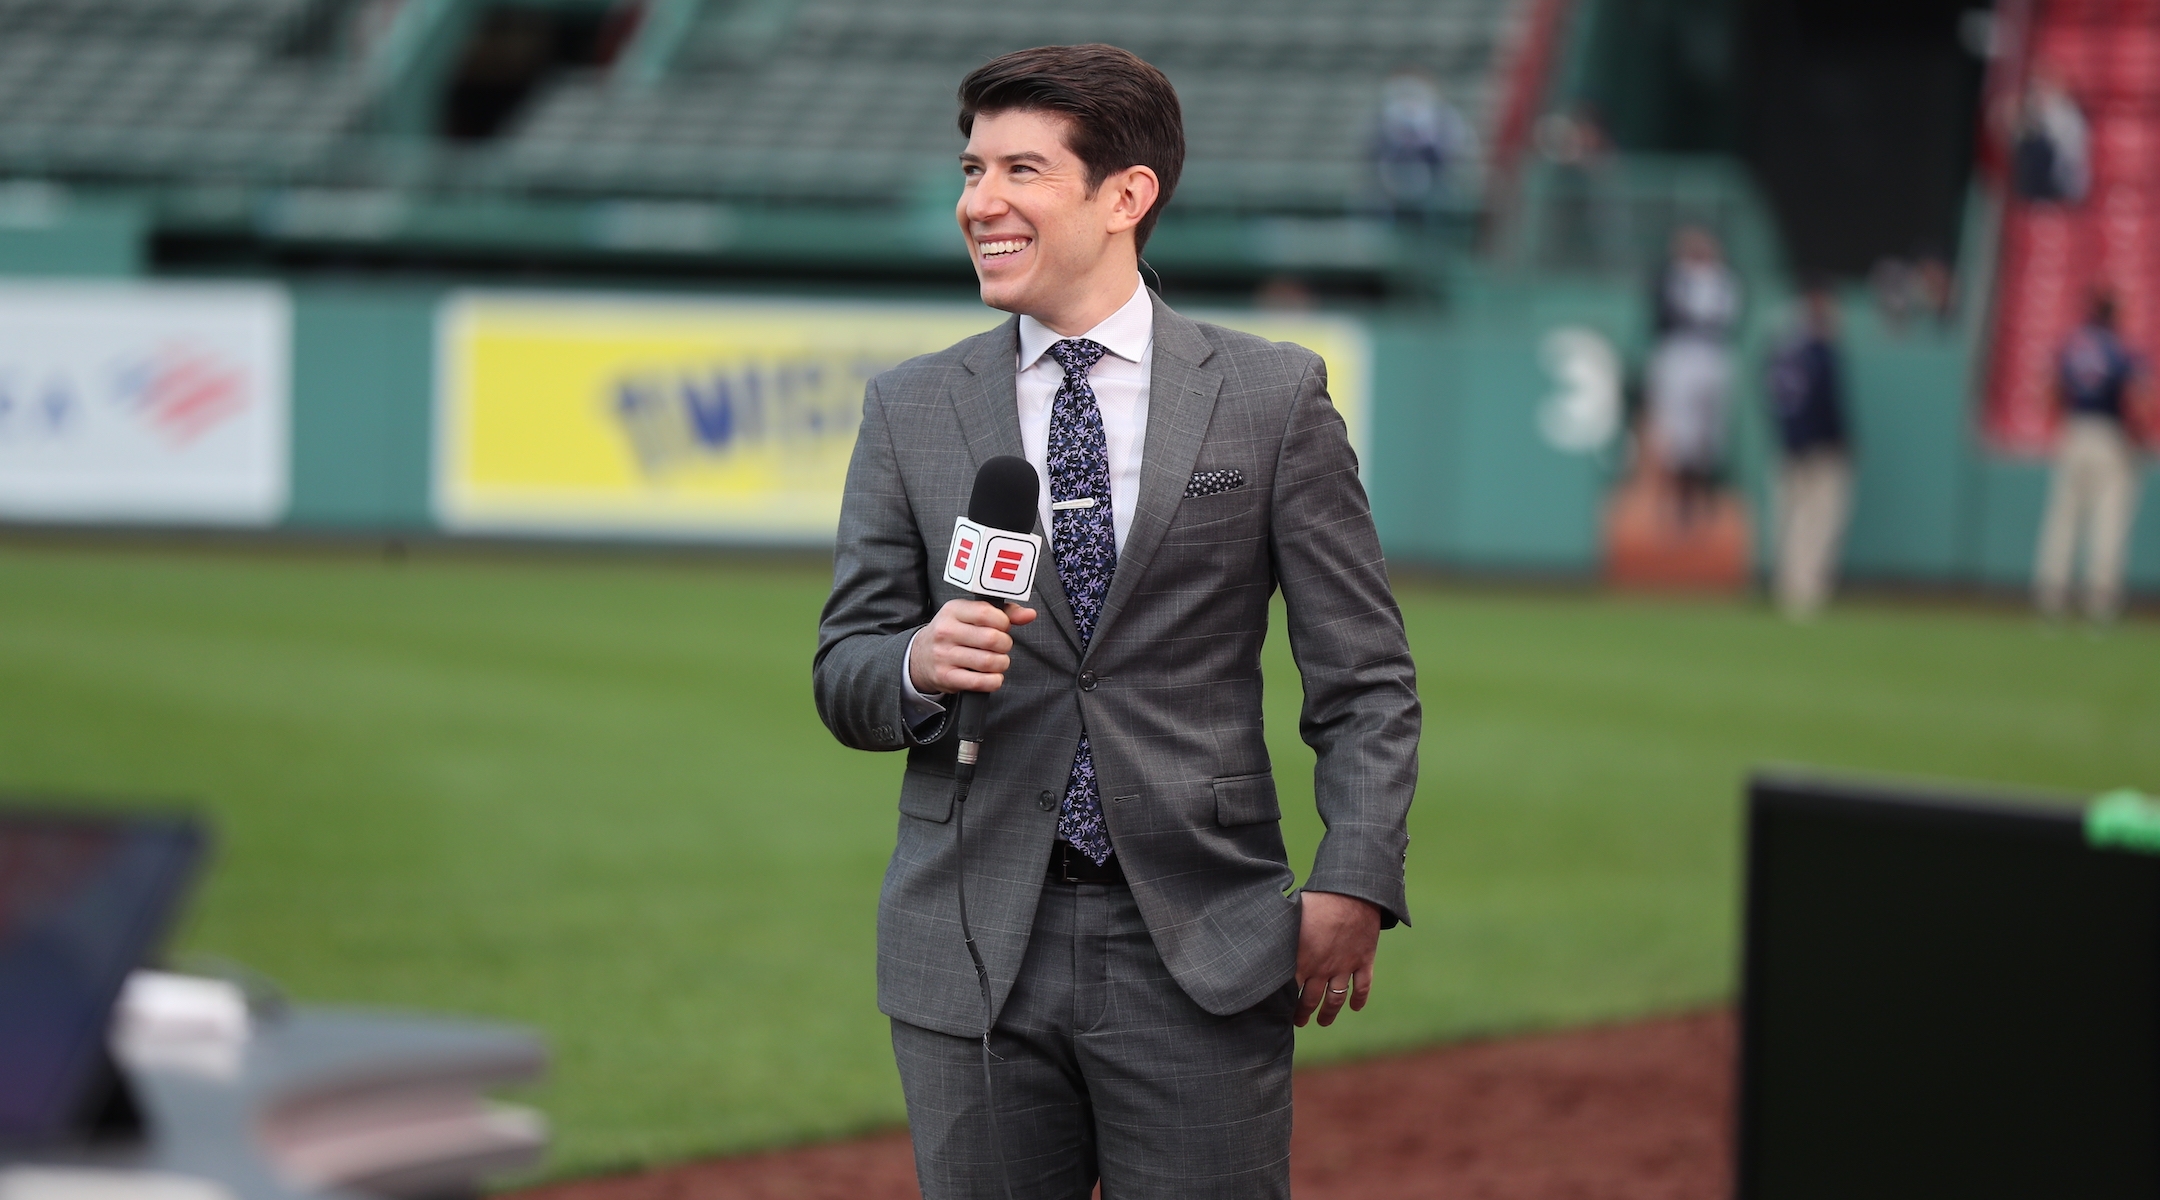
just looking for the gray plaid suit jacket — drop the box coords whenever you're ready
[814,292,1420,1037]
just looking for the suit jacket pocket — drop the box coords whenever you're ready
[899,767,955,824]
[1213,771,1281,826]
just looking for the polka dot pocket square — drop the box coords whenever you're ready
[1184,468,1245,498]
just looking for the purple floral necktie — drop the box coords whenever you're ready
[1046,338,1115,864]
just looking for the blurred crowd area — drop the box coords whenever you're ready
[0,0,2154,611]
[0,0,1508,216]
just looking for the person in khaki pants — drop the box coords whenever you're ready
[2035,293,2146,622]
[1765,285,1852,619]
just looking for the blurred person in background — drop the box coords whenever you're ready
[2011,72,2089,205]
[1372,70,1477,225]
[1913,256,1956,324]
[2035,291,2146,622]
[1646,225,1741,525]
[1255,275,1316,312]
[1870,258,1915,332]
[1766,283,1853,619]
[1534,104,1628,272]
[1870,253,1957,334]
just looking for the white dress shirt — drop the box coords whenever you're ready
[1015,276,1154,554]
[903,276,1154,720]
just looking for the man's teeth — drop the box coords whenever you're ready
[980,239,1029,257]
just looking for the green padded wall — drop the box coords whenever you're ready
[287,286,441,531]
[35,270,2144,596]
[0,193,145,278]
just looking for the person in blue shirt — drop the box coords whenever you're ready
[2035,292,2145,621]
[1766,284,1853,618]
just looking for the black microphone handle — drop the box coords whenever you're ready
[956,687,990,747]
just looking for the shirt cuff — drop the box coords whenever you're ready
[899,625,949,733]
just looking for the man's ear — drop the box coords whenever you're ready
[1101,165,1161,238]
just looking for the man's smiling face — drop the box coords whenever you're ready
[958,108,1121,320]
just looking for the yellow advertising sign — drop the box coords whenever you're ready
[437,291,1369,542]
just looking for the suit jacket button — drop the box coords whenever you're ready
[1038,790,1056,811]
[1078,670,1097,691]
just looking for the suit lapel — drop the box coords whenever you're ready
[950,317,1025,467]
[1088,295,1222,658]
[952,318,1082,654]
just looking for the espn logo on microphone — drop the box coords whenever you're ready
[944,516,1040,601]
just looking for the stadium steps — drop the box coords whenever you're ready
[0,0,1518,283]
[490,0,1524,211]
[0,0,370,181]
[1981,0,2160,451]
[0,0,1525,217]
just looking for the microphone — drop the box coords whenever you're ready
[944,455,1042,754]
[944,454,1043,606]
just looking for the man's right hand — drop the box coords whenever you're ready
[909,598,1037,695]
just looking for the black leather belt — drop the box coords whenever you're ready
[1047,839,1126,885]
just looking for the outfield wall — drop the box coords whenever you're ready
[2,274,2154,593]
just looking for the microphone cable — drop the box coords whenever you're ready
[952,692,1017,1200]
[939,453,1036,1200]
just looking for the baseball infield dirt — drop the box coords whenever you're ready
[508,1009,1735,1200]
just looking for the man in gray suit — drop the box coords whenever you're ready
[813,43,1420,1199]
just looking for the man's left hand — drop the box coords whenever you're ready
[1294,891,1381,1027]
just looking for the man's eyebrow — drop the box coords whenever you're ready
[957,150,1055,166]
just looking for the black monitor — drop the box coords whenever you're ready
[0,807,206,1149]
[1739,772,2160,1198]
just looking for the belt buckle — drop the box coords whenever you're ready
[1058,842,1080,883]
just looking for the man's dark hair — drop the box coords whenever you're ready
[2090,290,2118,329]
[958,44,1184,254]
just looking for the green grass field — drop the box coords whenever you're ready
[1,542,2153,1177]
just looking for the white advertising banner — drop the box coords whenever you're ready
[0,283,290,525]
